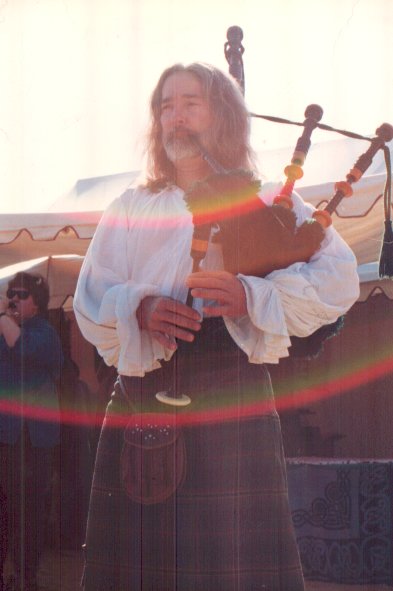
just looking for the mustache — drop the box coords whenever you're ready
[165,127,195,140]
[163,129,201,162]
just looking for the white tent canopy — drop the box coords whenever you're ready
[0,211,101,265]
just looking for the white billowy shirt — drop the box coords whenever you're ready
[73,182,360,376]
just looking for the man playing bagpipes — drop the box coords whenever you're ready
[74,62,359,591]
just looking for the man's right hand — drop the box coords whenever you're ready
[137,296,201,350]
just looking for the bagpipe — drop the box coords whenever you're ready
[156,27,393,407]
[186,121,393,280]
[186,27,393,286]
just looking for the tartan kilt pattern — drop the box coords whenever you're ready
[82,321,304,591]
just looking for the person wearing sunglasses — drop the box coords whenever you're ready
[0,272,63,591]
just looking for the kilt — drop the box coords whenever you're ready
[82,319,304,591]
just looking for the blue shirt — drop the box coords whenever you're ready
[0,315,63,447]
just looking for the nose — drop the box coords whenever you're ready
[174,107,185,126]
[166,104,186,127]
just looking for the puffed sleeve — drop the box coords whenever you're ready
[224,190,360,364]
[73,191,162,376]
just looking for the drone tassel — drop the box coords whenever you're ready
[379,146,393,278]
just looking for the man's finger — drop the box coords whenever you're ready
[152,325,196,349]
[190,288,229,302]
[151,320,198,340]
[187,275,230,290]
[157,298,201,321]
[187,270,231,280]
[151,309,202,332]
[151,331,178,351]
[203,304,246,318]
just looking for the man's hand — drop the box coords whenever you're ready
[137,296,201,350]
[186,271,247,318]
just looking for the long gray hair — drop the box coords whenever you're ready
[144,63,256,191]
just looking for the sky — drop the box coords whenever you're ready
[1,0,392,213]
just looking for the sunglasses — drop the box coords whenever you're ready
[6,288,31,300]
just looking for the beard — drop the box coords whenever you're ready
[163,130,199,163]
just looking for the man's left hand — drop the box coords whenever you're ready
[186,271,247,318]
